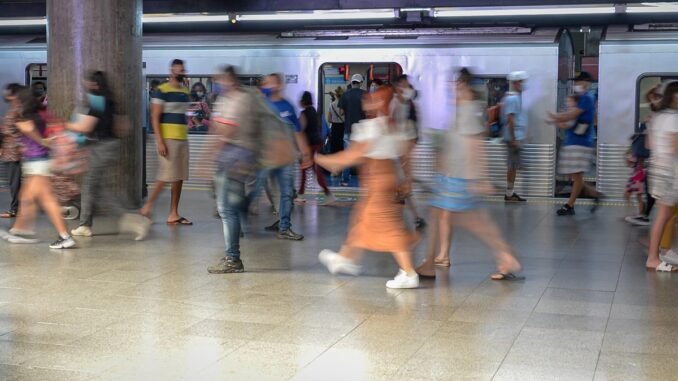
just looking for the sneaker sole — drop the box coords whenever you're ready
[207,268,245,274]
[277,235,304,241]
[386,282,419,289]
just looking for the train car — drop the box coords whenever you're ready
[597,26,678,198]
[0,27,572,197]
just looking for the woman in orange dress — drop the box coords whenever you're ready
[316,86,419,289]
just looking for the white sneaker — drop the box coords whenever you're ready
[9,228,35,236]
[7,235,39,244]
[320,194,336,206]
[660,249,678,266]
[49,236,76,249]
[624,215,650,226]
[71,225,93,237]
[119,213,152,241]
[318,249,362,276]
[61,206,79,220]
[385,270,419,289]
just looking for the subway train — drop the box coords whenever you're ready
[0,26,675,199]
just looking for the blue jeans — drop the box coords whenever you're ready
[342,133,351,183]
[250,164,294,231]
[215,169,248,261]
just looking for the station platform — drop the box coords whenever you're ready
[0,190,676,381]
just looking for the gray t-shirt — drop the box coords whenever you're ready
[441,101,486,179]
[212,89,258,151]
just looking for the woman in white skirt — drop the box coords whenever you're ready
[548,72,602,216]
[645,81,678,272]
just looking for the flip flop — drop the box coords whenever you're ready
[0,211,16,218]
[649,262,678,272]
[434,258,451,267]
[167,217,193,226]
[490,272,525,281]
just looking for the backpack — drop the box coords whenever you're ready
[241,87,297,169]
[630,123,650,159]
[487,104,502,138]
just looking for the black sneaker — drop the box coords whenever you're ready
[556,204,575,216]
[504,193,526,202]
[277,229,304,241]
[590,194,603,213]
[264,220,280,232]
[49,236,76,249]
[415,218,427,230]
[207,257,244,274]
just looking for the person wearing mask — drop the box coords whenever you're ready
[645,81,678,272]
[316,86,419,289]
[327,87,345,154]
[68,71,150,240]
[415,68,522,281]
[2,88,75,249]
[188,82,210,133]
[391,74,425,229]
[258,73,309,240]
[338,74,366,186]
[31,81,47,107]
[297,91,335,205]
[1,84,23,219]
[501,71,529,202]
[140,59,192,225]
[548,71,602,216]
[207,66,259,274]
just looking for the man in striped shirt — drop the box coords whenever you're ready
[140,59,193,225]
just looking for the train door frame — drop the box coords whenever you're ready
[634,72,678,129]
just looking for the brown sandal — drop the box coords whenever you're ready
[434,258,451,267]
[0,211,17,218]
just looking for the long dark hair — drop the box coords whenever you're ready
[16,87,39,120]
[300,91,313,107]
[87,70,112,99]
[659,81,678,111]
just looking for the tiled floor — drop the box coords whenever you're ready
[0,191,677,381]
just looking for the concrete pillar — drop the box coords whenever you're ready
[47,0,143,206]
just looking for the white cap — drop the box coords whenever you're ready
[507,71,529,81]
[351,74,363,83]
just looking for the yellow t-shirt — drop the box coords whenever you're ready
[151,82,190,140]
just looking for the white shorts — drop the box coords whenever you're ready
[22,159,52,177]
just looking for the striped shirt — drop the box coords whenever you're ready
[151,82,190,140]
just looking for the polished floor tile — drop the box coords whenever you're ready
[0,191,676,379]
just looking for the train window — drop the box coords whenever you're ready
[637,74,678,128]
[25,63,48,87]
[144,74,262,134]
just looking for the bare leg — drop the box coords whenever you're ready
[168,180,183,221]
[338,245,363,262]
[12,177,38,232]
[452,210,521,275]
[416,208,441,276]
[34,177,69,235]
[647,204,674,269]
[436,210,453,264]
[392,251,415,273]
[140,180,166,217]
[567,173,584,207]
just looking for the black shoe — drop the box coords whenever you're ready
[557,204,575,216]
[264,220,280,232]
[504,193,526,202]
[591,194,603,213]
[277,229,304,241]
[415,218,427,230]
[207,257,244,274]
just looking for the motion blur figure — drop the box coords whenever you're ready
[415,68,522,281]
[502,71,529,202]
[317,86,420,289]
[68,71,150,240]
[1,83,23,219]
[3,87,75,249]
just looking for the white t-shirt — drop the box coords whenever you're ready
[351,116,405,160]
[441,101,486,179]
[649,110,678,181]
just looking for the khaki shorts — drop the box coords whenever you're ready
[157,139,189,182]
[22,159,52,177]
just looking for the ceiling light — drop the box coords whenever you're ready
[142,14,229,23]
[236,9,396,21]
[628,3,678,13]
[280,27,532,38]
[434,6,615,17]
[0,18,46,26]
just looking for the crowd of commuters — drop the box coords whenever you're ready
[1,59,676,285]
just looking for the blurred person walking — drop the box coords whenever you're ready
[338,74,366,186]
[548,71,602,216]
[415,68,522,280]
[140,59,192,226]
[316,86,420,289]
[3,88,75,249]
[1,84,24,219]
[327,87,345,154]
[297,91,334,205]
[502,71,529,202]
[645,81,678,272]
[68,71,150,240]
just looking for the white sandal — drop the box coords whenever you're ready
[655,261,678,272]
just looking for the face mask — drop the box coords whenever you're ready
[573,85,585,94]
[34,89,45,97]
[369,85,376,93]
[195,91,204,98]
[176,74,186,83]
[402,88,415,100]
[261,87,273,97]
[87,93,105,112]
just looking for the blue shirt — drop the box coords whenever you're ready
[500,92,526,141]
[270,99,301,132]
[564,91,596,147]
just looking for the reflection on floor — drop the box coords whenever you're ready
[0,190,676,381]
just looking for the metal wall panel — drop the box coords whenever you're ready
[597,143,630,198]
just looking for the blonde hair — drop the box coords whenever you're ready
[334,87,344,99]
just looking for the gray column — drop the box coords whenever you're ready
[47,0,143,207]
